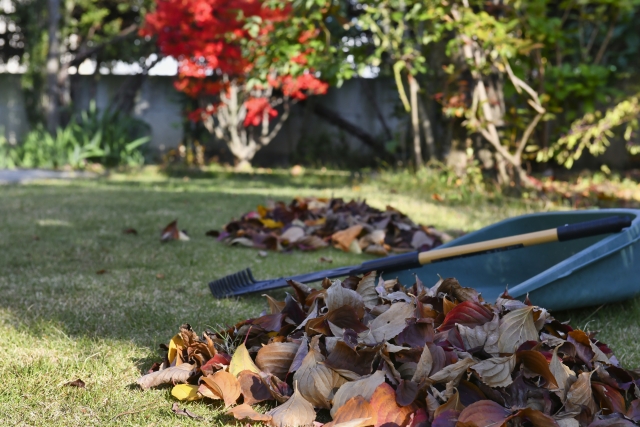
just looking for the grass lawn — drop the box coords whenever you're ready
[2,168,640,426]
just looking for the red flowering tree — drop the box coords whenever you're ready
[142,0,330,166]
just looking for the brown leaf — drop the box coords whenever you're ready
[171,402,203,420]
[136,363,194,390]
[96,269,107,275]
[239,370,273,405]
[325,341,378,377]
[438,301,493,332]
[64,379,86,388]
[457,400,510,427]
[430,357,476,385]
[122,228,138,235]
[331,370,386,418]
[356,271,379,309]
[471,355,515,388]
[411,344,433,384]
[326,396,376,427]
[517,350,558,388]
[626,399,640,422]
[325,280,365,317]
[293,336,345,409]
[266,383,316,427]
[332,225,364,252]
[361,302,415,345]
[229,343,260,377]
[319,256,334,263]
[264,295,286,314]
[513,408,559,427]
[256,342,299,380]
[566,371,596,413]
[550,346,574,396]
[200,370,241,407]
[497,306,539,354]
[438,278,482,303]
[369,382,416,427]
[457,314,500,355]
[161,219,189,242]
[434,390,464,418]
[226,403,272,422]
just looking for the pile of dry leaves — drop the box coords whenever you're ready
[206,198,450,256]
[137,274,640,427]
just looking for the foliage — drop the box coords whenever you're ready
[138,275,637,427]
[6,105,150,169]
[537,93,640,168]
[142,0,343,166]
[0,131,20,169]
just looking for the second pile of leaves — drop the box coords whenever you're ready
[207,197,450,256]
[138,273,640,427]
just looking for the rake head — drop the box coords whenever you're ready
[208,268,258,298]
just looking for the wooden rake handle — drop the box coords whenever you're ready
[417,215,632,264]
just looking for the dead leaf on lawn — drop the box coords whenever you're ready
[369,382,416,427]
[200,370,241,407]
[161,219,189,242]
[331,370,386,418]
[256,342,299,380]
[229,343,261,377]
[320,256,333,263]
[122,228,138,235]
[332,225,364,252]
[226,404,272,422]
[137,363,194,390]
[239,370,273,405]
[64,379,86,388]
[325,396,376,427]
[471,355,516,388]
[171,384,201,401]
[267,383,316,427]
[171,402,203,420]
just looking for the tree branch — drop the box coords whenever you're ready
[312,103,383,151]
[69,24,139,67]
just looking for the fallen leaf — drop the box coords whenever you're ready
[497,306,538,354]
[137,363,193,390]
[550,346,574,395]
[320,256,333,263]
[430,357,476,385]
[566,371,596,413]
[256,342,299,380]
[369,383,416,427]
[171,384,201,401]
[96,269,107,275]
[395,380,419,406]
[258,250,268,257]
[457,400,510,426]
[592,382,627,414]
[361,302,415,345]
[156,273,165,280]
[471,355,516,388]
[513,407,559,427]
[332,225,364,252]
[325,396,376,427]
[331,370,386,417]
[438,301,493,332]
[267,383,316,427]
[239,370,273,405]
[122,228,138,235]
[412,344,433,384]
[517,350,558,388]
[294,336,345,409]
[64,379,86,388]
[325,280,365,317]
[458,314,500,355]
[161,219,189,242]
[171,402,203,420]
[200,370,241,407]
[281,226,305,244]
[229,343,260,377]
[356,271,379,309]
[226,403,272,422]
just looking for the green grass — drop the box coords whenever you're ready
[1,168,639,426]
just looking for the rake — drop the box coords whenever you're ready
[208,215,631,298]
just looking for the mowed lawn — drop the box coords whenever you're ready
[2,169,640,426]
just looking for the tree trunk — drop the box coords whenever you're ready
[417,97,436,161]
[45,0,61,133]
[408,75,422,170]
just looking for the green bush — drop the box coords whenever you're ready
[4,103,150,170]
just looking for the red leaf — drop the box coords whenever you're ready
[457,400,510,427]
[516,350,558,388]
[438,301,493,332]
[592,382,627,415]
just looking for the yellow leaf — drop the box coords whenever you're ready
[171,384,201,401]
[257,205,269,218]
[229,343,261,377]
[260,219,284,229]
[168,334,184,365]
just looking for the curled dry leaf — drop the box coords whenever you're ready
[227,403,273,422]
[438,301,493,332]
[171,384,201,401]
[411,344,433,384]
[517,350,558,388]
[325,280,365,317]
[171,402,203,420]
[64,379,86,388]
[326,396,376,427]
[294,337,345,409]
[356,271,379,309]
[137,363,194,390]
[200,370,241,407]
[514,407,560,427]
[369,383,416,427]
[332,225,364,252]
[256,342,300,380]
[471,355,516,388]
[331,370,386,418]
[566,371,596,413]
[430,357,476,385]
[458,314,500,355]
[361,302,415,345]
[497,306,538,354]
[267,383,316,427]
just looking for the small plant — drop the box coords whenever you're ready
[0,130,19,169]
